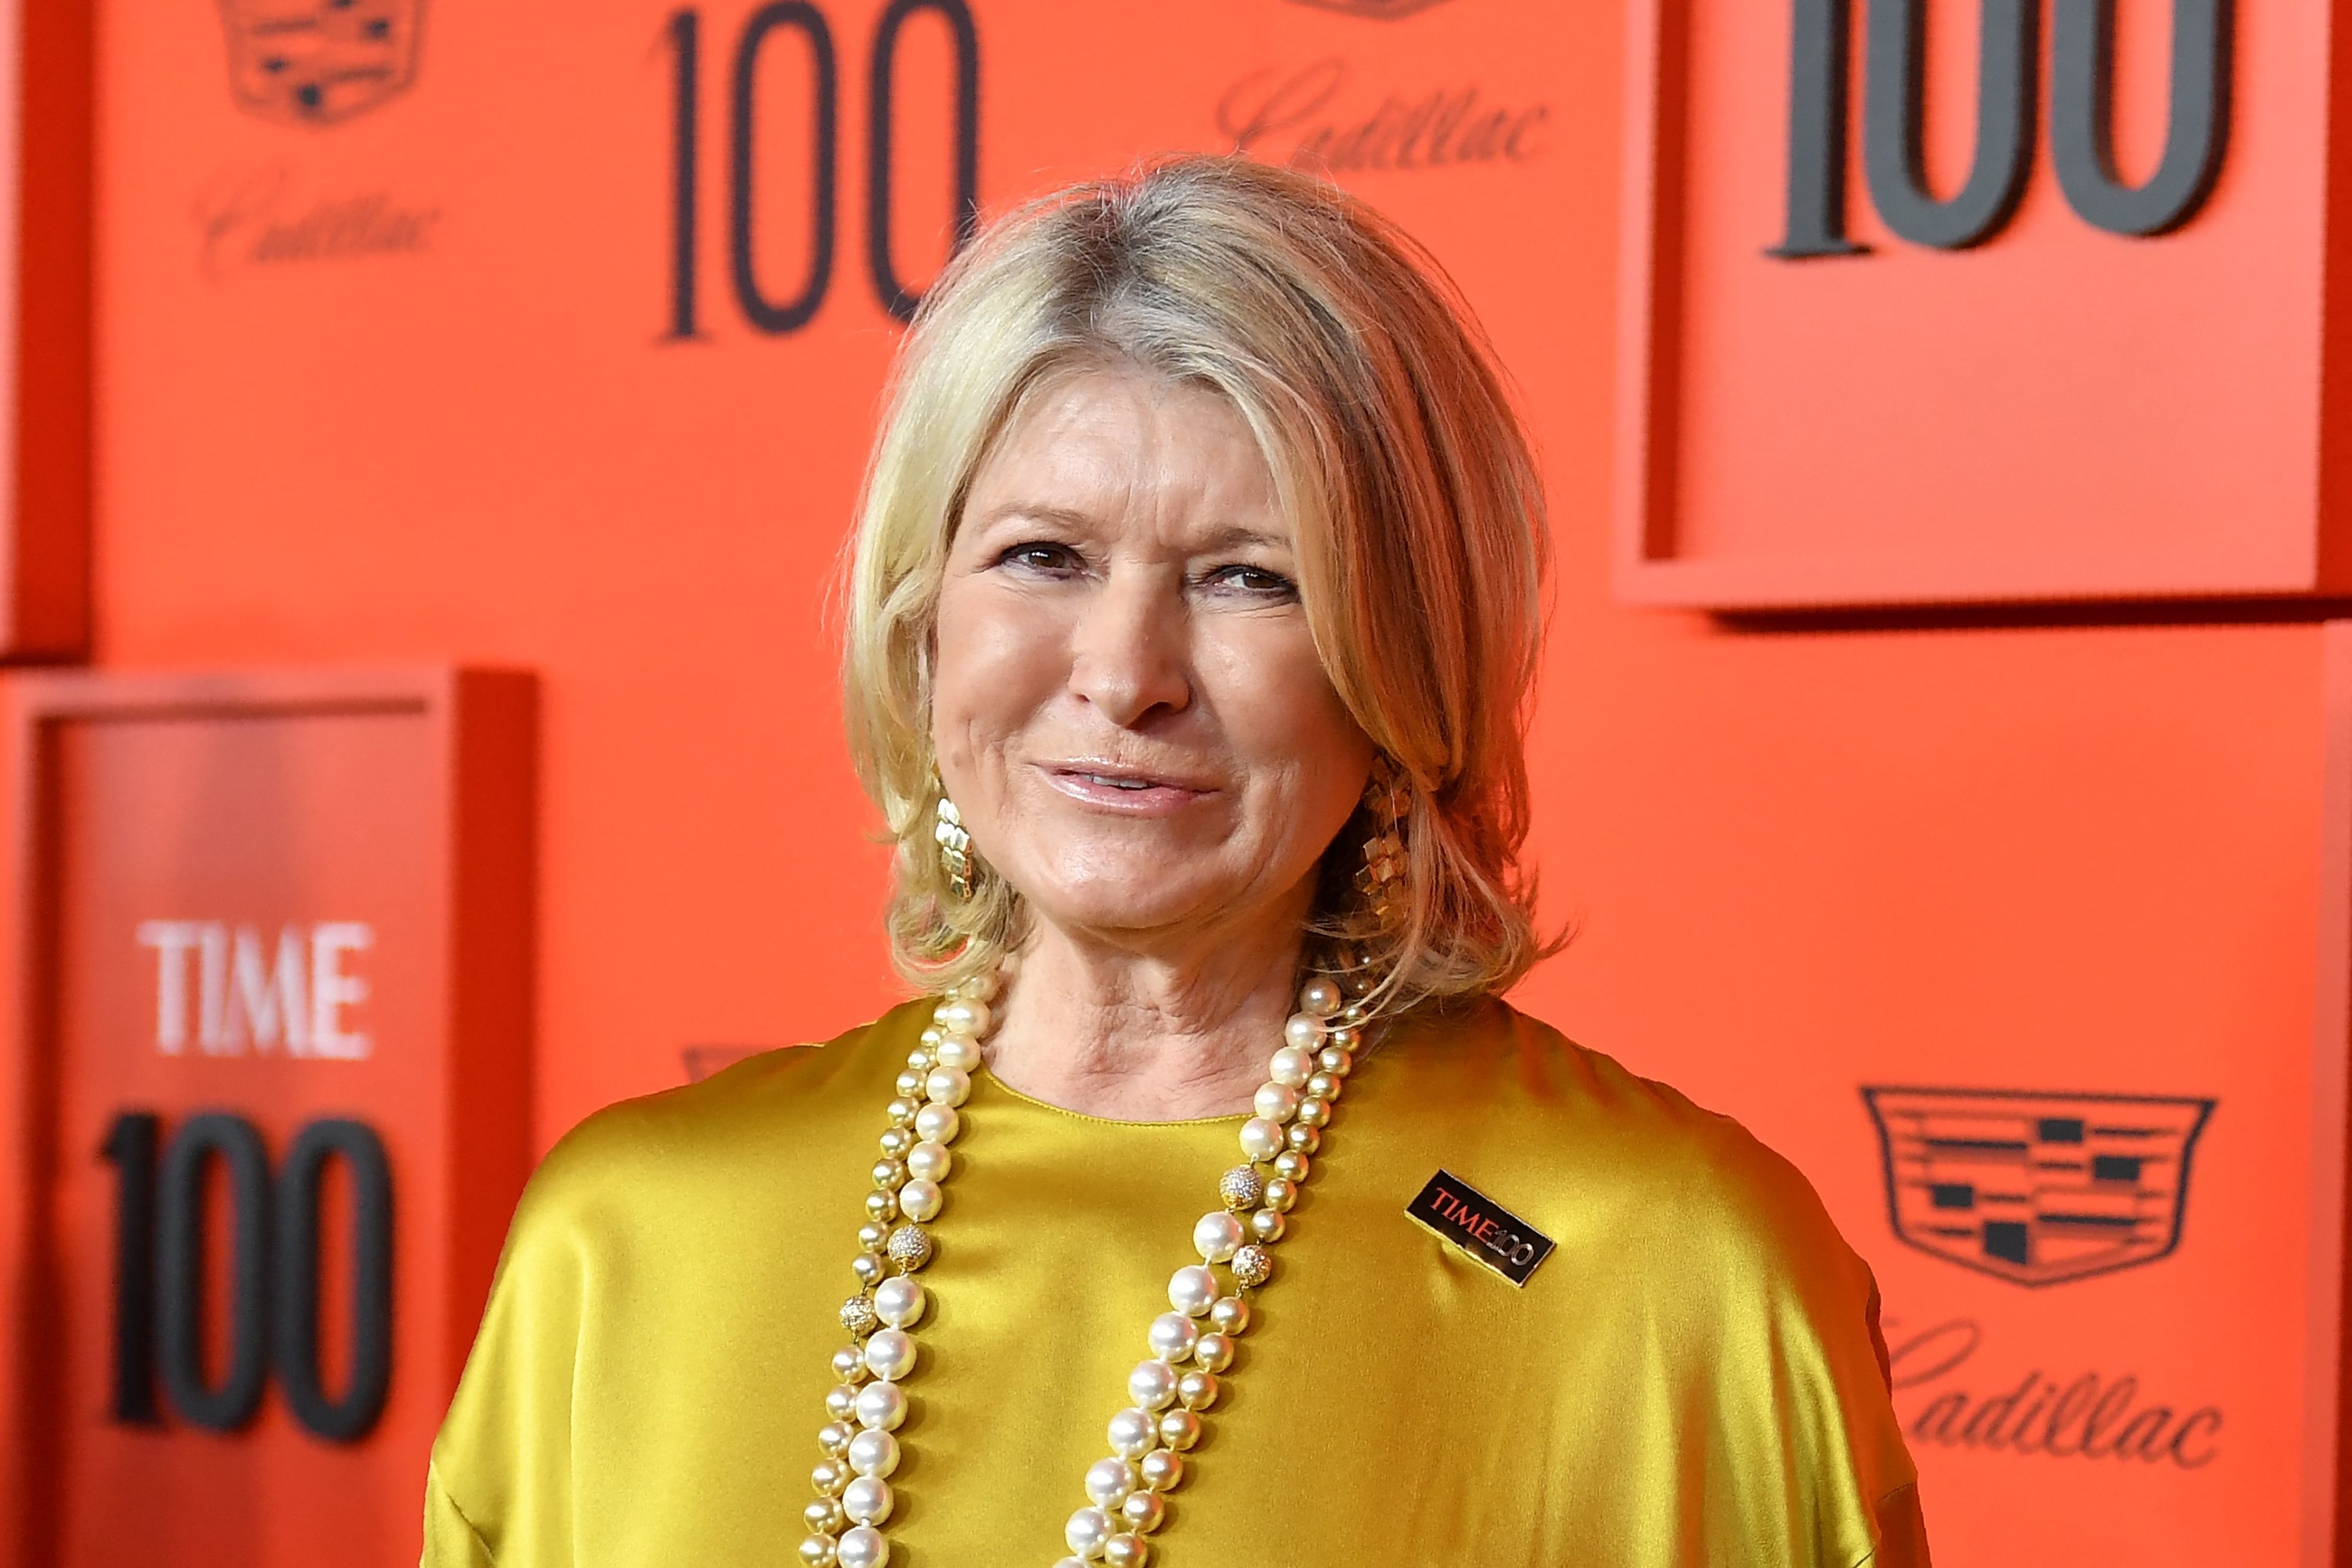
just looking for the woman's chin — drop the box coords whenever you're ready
[1019,878,1254,944]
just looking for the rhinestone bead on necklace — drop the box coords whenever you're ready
[798,954,1374,1568]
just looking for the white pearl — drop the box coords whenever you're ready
[1108,1406,1157,1457]
[1175,1370,1218,1410]
[924,1066,971,1106]
[906,1141,952,1182]
[1167,1265,1218,1316]
[1157,1409,1201,1451]
[1066,1506,1115,1557]
[1268,1045,1314,1087]
[863,1329,916,1382]
[842,1475,894,1526]
[873,1275,926,1329]
[960,969,1000,1002]
[934,997,989,1036]
[897,1179,943,1223]
[1139,1447,1186,1490]
[1283,1012,1322,1050]
[799,1531,838,1567]
[1209,1295,1251,1335]
[831,1346,867,1382]
[1191,1211,1244,1263]
[1128,1359,1178,1410]
[1102,1533,1149,1568]
[1085,1456,1137,1507]
[913,1102,960,1143]
[1147,1312,1200,1362]
[1193,1332,1235,1373]
[1238,1117,1284,1161]
[836,1524,888,1568]
[1299,977,1344,1017]
[1120,1490,1166,1534]
[846,1427,900,1478]
[854,1379,907,1431]
[826,1382,858,1420]
[1253,1082,1301,1123]
[933,1033,981,1071]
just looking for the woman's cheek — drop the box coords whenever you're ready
[1215,641,1355,768]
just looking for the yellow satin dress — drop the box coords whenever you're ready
[422,998,1928,1566]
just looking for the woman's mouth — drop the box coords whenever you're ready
[1042,763,1214,814]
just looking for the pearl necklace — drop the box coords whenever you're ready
[797,957,1372,1568]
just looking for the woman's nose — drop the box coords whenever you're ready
[1067,570,1192,728]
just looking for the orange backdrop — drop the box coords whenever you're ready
[10,0,2344,1564]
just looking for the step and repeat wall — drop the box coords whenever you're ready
[1,1,2348,1565]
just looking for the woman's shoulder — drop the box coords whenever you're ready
[504,998,927,1248]
[1389,998,1875,1301]
[1435,1004,1918,1563]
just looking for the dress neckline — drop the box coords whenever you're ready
[968,1062,1254,1131]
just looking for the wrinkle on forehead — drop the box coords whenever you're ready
[963,367,1288,553]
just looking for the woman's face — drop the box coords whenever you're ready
[931,366,1376,951]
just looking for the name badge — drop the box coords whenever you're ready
[1405,1170,1556,1287]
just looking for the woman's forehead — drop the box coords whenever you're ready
[965,369,1284,536]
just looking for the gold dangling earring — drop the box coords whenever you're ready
[1354,759,1409,931]
[933,790,977,902]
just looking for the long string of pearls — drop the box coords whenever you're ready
[798,954,1374,1568]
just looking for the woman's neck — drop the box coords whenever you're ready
[981,921,1308,1121]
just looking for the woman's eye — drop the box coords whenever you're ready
[1207,564,1298,598]
[998,542,1083,574]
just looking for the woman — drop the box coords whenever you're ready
[424,157,1928,1567]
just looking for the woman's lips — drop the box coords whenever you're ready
[1041,763,1215,814]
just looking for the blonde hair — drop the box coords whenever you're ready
[844,155,1553,1008]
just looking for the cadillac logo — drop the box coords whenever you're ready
[216,0,424,126]
[1863,1086,2214,1288]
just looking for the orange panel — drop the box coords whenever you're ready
[1518,614,2343,1566]
[1617,2,2352,607]
[0,0,92,657]
[0,668,533,1568]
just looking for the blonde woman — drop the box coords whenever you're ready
[423,156,1928,1568]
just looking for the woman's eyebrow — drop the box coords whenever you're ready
[1192,523,1289,552]
[970,502,1098,532]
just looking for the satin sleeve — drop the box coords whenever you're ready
[1667,1107,1930,1568]
[422,1464,498,1567]
[420,1121,596,1567]
[1871,1482,1930,1567]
